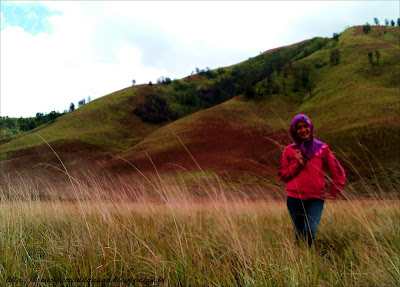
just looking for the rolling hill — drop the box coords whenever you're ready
[1,26,399,191]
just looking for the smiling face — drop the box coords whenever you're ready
[295,120,311,140]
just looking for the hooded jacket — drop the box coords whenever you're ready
[278,114,346,200]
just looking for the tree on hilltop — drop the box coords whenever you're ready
[362,23,371,34]
[78,99,86,107]
[390,20,395,26]
[333,33,340,42]
[397,18,400,26]
[157,76,164,84]
[374,18,380,26]
[385,19,389,26]
[69,103,75,112]
[48,111,59,122]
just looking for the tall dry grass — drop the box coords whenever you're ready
[1,165,399,287]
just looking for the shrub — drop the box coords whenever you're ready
[333,33,340,42]
[330,48,341,66]
[368,51,374,65]
[197,77,236,105]
[363,23,371,34]
[375,50,380,63]
[133,94,174,123]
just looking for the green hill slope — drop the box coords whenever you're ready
[109,26,400,185]
[0,85,161,170]
[1,26,399,188]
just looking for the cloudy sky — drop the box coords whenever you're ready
[1,1,399,117]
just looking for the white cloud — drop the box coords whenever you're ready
[1,1,399,117]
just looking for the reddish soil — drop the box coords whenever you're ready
[107,118,291,183]
[1,140,113,179]
[263,39,310,55]
[181,74,203,83]
[353,25,398,37]
[2,119,291,187]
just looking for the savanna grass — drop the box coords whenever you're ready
[1,169,399,287]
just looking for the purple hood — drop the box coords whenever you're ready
[290,114,323,160]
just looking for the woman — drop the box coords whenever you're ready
[278,114,346,247]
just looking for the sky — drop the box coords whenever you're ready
[1,1,399,118]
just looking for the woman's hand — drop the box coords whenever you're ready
[320,193,336,200]
[295,150,304,165]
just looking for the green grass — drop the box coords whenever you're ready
[295,26,399,128]
[1,169,398,287]
[1,86,159,154]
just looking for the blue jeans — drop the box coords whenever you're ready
[287,196,324,247]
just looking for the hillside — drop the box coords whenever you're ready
[0,85,165,172]
[1,26,399,190]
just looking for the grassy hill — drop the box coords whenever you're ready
[1,26,399,190]
[108,26,399,186]
[0,85,162,171]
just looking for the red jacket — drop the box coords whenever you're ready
[278,143,346,200]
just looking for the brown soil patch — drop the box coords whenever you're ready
[263,39,310,54]
[1,140,112,176]
[108,118,290,183]
[182,74,203,83]
[352,25,399,37]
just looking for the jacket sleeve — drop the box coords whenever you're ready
[323,145,346,197]
[278,147,304,183]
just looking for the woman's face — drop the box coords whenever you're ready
[295,120,311,140]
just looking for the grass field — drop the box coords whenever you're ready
[1,25,399,286]
[1,169,398,287]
